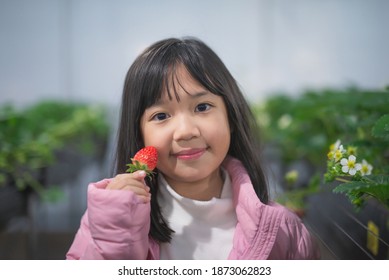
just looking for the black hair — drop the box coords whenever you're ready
[115,37,269,243]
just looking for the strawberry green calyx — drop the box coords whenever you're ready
[126,159,153,174]
[125,146,158,178]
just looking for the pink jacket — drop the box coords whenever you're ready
[66,157,320,260]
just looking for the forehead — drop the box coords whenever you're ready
[159,64,207,102]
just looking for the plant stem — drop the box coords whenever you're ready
[335,177,351,183]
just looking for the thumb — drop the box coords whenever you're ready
[134,170,147,182]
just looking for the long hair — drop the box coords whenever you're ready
[115,37,269,243]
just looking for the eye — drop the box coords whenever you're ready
[195,103,212,112]
[151,112,169,121]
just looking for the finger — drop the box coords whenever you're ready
[122,186,151,203]
[127,171,150,192]
[106,180,151,202]
[107,179,148,191]
[133,170,147,180]
[107,172,148,190]
[113,171,145,182]
[119,171,148,186]
[122,185,149,196]
[126,171,149,191]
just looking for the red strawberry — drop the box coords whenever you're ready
[126,146,158,177]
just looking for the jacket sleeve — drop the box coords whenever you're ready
[268,210,321,260]
[290,218,321,259]
[66,179,151,260]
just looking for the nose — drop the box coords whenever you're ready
[173,114,200,141]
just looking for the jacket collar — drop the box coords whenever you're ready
[222,156,284,259]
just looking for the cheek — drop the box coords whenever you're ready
[142,125,171,157]
[205,117,231,146]
[217,112,231,135]
[140,117,158,147]
[143,128,163,147]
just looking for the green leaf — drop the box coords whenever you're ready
[0,100,109,202]
[333,181,367,193]
[371,114,389,140]
[333,175,389,208]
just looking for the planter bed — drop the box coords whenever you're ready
[305,190,389,259]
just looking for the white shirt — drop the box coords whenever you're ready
[158,168,237,259]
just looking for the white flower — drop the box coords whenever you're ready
[360,159,373,176]
[340,155,362,175]
[334,145,345,162]
[277,114,292,129]
[327,140,346,161]
[331,140,342,152]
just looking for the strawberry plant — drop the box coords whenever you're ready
[0,101,109,201]
[252,87,389,211]
[324,115,389,210]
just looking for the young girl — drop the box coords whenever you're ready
[66,37,320,260]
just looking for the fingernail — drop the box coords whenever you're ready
[138,170,146,176]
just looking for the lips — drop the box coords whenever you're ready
[173,148,206,160]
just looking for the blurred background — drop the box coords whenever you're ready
[1,0,388,259]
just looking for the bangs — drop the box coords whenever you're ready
[161,63,205,103]
[140,40,225,110]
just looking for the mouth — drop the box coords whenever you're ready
[173,148,207,160]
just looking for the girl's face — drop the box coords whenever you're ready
[140,65,231,196]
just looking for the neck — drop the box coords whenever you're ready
[163,169,224,201]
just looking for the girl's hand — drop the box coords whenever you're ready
[106,170,151,203]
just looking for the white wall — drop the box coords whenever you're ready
[261,0,389,94]
[1,0,388,108]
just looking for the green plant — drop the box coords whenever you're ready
[253,87,389,167]
[0,101,110,201]
[324,115,389,210]
[275,171,321,214]
[252,87,389,210]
